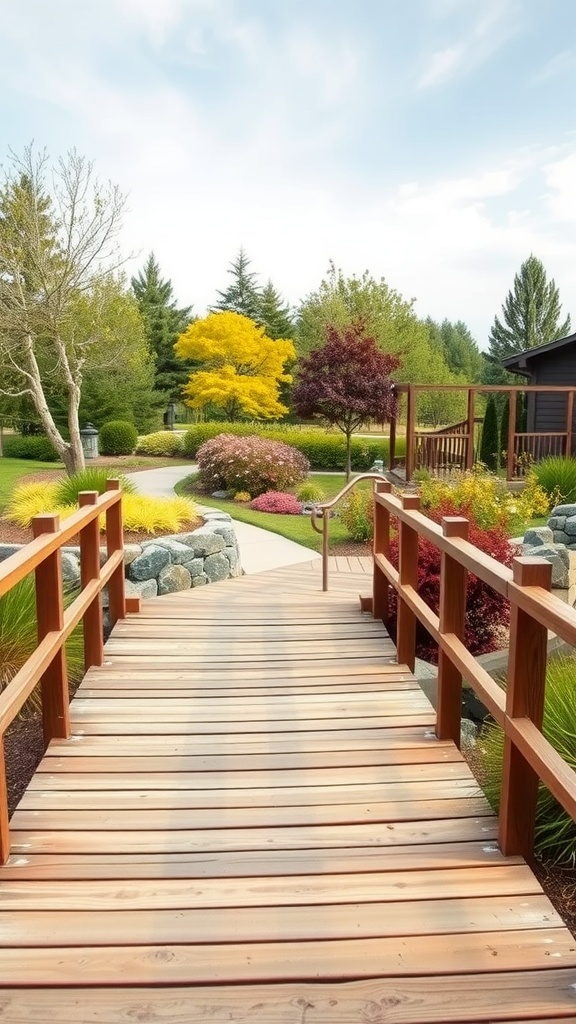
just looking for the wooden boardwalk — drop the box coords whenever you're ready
[0,557,575,1022]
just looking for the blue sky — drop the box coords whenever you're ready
[1,0,575,347]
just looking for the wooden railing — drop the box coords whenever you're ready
[372,480,576,862]
[0,481,136,863]
[512,432,567,475]
[311,474,388,592]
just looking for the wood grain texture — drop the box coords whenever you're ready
[0,559,573,1021]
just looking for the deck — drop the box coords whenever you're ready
[1,557,575,1022]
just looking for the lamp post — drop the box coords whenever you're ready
[79,423,99,459]
[166,402,176,431]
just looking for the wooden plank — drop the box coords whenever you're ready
[0,972,574,1022]
[0,928,572,984]
[0,896,562,947]
[0,864,541,910]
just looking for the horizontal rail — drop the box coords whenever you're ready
[372,482,576,863]
[0,481,131,862]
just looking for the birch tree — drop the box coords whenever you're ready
[0,146,127,473]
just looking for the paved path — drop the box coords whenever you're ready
[127,465,321,575]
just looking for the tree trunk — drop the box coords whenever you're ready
[345,430,352,481]
[24,335,86,475]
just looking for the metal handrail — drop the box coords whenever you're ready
[310,473,389,591]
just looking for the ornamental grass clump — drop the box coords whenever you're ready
[196,434,309,497]
[534,456,576,506]
[476,655,576,866]
[249,492,303,514]
[54,468,137,506]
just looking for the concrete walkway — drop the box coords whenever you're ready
[127,465,321,575]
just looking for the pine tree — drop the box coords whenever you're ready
[212,247,262,321]
[479,395,499,471]
[258,280,294,339]
[483,255,571,386]
[131,253,193,401]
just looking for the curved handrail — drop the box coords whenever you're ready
[310,473,389,591]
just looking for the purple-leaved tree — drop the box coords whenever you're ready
[292,322,400,479]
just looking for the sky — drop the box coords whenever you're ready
[1,0,575,349]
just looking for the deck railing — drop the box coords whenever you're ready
[372,480,576,862]
[311,473,388,592]
[0,481,135,863]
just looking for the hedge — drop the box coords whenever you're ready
[183,423,403,471]
[2,435,59,461]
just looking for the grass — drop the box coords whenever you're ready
[176,472,374,552]
[0,457,64,510]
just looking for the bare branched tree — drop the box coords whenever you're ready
[0,146,127,473]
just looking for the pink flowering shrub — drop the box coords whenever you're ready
[250,491,303,514]
[196,433,309,497]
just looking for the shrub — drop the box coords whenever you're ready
[418,467,550,535]
[476,655,576,866]
[54,468,137,507]
[122,494,197,534]
[233,491,251,503]
[296,482,326,503]
[387,499,514,663]
[196,434,309,497]
[534,456,576,506]
[182,422,400,470]
[135,431,184,457]
[339,489,374,541]
[250,491,303,514]
[99,420,138,456]
[479,396,499,472]
[2,435,59,462]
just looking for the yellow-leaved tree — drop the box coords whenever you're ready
[175,311,295,421]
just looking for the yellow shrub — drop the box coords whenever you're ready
[122,494,198,534]
[418,468,552,535]
[2,482,60,527]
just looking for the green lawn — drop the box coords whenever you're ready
[0,457,65,510]
[177,472,373,552]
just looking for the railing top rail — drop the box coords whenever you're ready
[0,487,121,599]
[313,473,389,515]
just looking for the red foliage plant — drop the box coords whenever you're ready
[250,491,303,514]
[386,498,515,664]
[292,322,399,477]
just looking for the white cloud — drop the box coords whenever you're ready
[418,0,521,89]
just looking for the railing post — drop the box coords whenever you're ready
[506,390,517,480]
[79,491,104,671]
[436,516,469,746]
[389,415,397,470]
[105,479,126,627]
[499,557,551,861]
[396,494,420,671]
[373,480,391,622]
[32,513,70,746]
[466,389,475,469]
[405,385,416,482]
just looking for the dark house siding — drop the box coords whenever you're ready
[522,351,576,442]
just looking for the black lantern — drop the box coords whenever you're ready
[79,422,99,459]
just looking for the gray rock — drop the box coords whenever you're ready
[211,490,230,499]
[548,516,567,531]
[550,504,576,517]
[225,546,241,575]
[523,527,553,548]
[460,719,478,749]
[564,516,576,536]
[212,525,236,546]
[0,544,18,563]
[203,512,233,522]
[142,537,202,565]
[124,577,158,599]
[192,573,209,586]
[123,544,142,566]
[553,531,569,544]
[61,551,81,586]
[158,563,192,595]
[204,552,231,582]
[529,545,568,586]
[128,544,171,582]
[186,558,206,578]
[176,530,226,557]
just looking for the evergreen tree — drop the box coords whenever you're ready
[483,255,571,386]
[131,253,193,402]
[426,318,484,382]
[500,398,509,469]
[212,247,262,321]
[258,280,294,339]
[479,395,499,471]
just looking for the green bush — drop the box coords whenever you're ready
[339,489,374,541]
[534,456,576,505]
[99,420,138,456]
[2,435,59,462]
[54,468,138,506]
[296,481,326,503]
[479,395,499,472]
[135,431,184,456]
[476,655,576,866]
[183,422,400,470]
